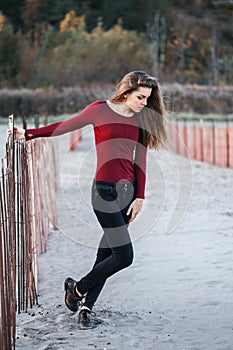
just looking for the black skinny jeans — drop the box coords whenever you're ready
[76,178,136,310]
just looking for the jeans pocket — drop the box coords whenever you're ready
[92,183,116,204]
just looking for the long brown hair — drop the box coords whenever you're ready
[110,71,166,149]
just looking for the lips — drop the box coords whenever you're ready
[130,105,144,112]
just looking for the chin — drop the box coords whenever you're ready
[134,108,143,113]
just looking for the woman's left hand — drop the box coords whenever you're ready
[127,198,144,223]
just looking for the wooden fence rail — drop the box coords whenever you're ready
[167,119,233,168]
[0,116,57,350]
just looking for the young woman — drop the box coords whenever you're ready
[10,71,166,330]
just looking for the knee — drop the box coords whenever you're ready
[115,246,134,269]
[123,251,134,268]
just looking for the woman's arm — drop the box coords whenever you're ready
[8,101,102,141]
[25,102,99,141]
[126,137,147,223]
[133,137,148,199]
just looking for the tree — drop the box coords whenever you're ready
[0,0,24,31]
[0,0,81,32]
[0,26,21,86]
[146,11,167,78]
[21,0,42,43]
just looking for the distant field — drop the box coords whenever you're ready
[0,114,72,126]
[0,125,7,158]
[171,112,233,121]
[1,111,233,128]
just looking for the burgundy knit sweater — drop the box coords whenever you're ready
[25,100,147,198]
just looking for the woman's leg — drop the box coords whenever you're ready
[82,234,111,310]
[76,209,134,296]
[76,180,135,307]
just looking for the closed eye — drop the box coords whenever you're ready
[137,95,146,101]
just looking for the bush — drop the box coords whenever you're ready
[163,83,233,114]
[0,84,114,118]
[0,83,233,119]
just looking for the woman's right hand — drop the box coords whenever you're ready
[7,127,25,141]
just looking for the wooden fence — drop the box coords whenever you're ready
[0,117,57,350]
[167,119,233,168]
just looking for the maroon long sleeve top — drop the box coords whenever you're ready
[25,100,148,198]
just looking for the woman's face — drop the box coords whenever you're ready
[125,86,152,113]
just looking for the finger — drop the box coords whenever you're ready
[128,210,137,222]
[7,129,13,138]
[129,214,136,222]
[126,204,133,216]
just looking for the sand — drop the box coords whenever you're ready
[9,125,233,350]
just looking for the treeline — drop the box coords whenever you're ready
[1,16,152,88]
[0,0,233,88]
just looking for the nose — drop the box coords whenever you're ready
[142,99,147,106]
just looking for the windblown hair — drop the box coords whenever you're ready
[110,71,166,149]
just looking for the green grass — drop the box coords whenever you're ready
[0,114,73,126]
[171,112,233,121]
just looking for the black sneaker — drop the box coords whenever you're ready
[64,277,83,313]
[77,309,96,330]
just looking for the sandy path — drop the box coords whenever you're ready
[15,127,233,350]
